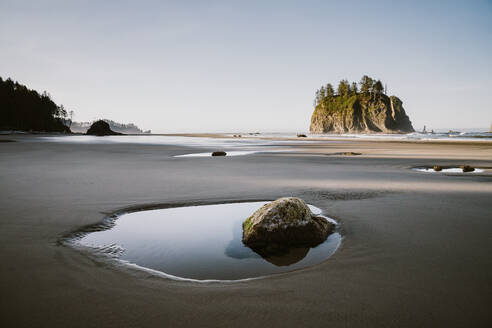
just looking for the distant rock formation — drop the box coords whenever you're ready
[310,76,414,134]
[86,120,121,136]
[71,119,148,134]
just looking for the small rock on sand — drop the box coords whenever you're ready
[460,165,475,172]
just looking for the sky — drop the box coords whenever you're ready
[1,0,491,133]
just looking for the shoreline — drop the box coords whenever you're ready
[160,132,492,145]
[3,133,492,161]
[3,130,492,145]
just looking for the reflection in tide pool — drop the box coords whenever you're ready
[76,202,341,280]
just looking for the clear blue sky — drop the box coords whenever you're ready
[1,0,491,132]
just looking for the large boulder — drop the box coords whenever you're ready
[86,120,121,136]
[242,197,334,255]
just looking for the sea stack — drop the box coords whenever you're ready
[86,120,122,136]
[309,76,414,134]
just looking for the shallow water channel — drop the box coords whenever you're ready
[414,167,484,173]
[76,202,341,280]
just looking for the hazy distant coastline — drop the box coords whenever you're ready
[70,119,151,134]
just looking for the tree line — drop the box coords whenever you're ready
[0,77,71,132]
[314,75,386,107]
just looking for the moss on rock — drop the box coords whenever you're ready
[242,197,335,256]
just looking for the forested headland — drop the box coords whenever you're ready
[0,77,71,132]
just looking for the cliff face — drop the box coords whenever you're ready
[309,94,414,134]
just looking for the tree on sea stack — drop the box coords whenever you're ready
[326,83,335,98]
[360,75,374,94]
[373,80,384,95]
[337,79,350,97]
[351,82,358,95]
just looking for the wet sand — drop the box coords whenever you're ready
[1,135,491,327]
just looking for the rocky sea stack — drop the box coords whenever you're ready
[242,197,334,256]
[86,120,122,136]
[310,75,414,134]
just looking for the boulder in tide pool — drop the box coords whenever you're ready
[242,197,334,255]
[212,151,227,156]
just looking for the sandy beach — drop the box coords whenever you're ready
[1,134,491,327]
